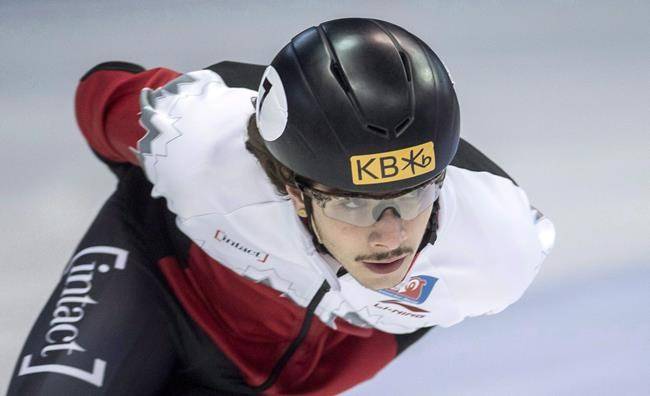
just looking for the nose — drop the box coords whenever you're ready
[368,208,407,250]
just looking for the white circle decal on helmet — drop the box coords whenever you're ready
[256,66,288,142]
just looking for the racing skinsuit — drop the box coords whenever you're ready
[8,61,552,395]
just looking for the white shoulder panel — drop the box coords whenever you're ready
[418,166,548,321]
[137,70,281,216]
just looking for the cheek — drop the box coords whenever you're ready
[322,218,364,241]
[313,210,368,248]
[405,206,433,238]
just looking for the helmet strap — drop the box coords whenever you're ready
[302,194,331,255]
[417,199,439,252]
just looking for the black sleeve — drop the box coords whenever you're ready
[204,61,266,90]
[393,326,435,356]
[7,182,178,395]
[451,139,517,185]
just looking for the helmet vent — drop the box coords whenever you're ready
[395,116,412,136]
[330,62,351,93]
[399,51,412,82]
[366,123,389,137]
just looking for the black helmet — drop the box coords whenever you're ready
[256,18,460,194]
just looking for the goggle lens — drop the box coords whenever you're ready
[303,177,442,227]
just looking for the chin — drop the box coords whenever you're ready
[360,272,404,291]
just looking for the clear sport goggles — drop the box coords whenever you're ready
[297,171,445,227]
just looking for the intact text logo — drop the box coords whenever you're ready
[350,141,435,185]
[17,246,129,387]
[215,230,269,263]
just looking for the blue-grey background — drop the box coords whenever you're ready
[1,1,648,394]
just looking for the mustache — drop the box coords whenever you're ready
[355,246,414,262]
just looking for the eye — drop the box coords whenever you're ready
[339,198,368,210]
[401,189,421,200]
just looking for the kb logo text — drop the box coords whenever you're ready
[350,141,436,185]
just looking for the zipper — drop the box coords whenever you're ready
[253,280,331,392]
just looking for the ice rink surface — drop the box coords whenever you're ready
[347,264,649,395]
[1,1,648,394]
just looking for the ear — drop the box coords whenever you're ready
[285,184,306,213]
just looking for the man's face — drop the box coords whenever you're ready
[287,185,433,290]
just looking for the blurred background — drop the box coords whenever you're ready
[1,1,647,394]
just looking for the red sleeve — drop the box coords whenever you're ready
[75,65,181,165]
